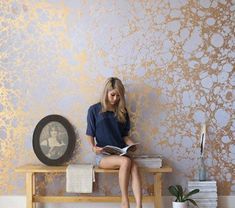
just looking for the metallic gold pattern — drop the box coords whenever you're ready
[0,0,234,196]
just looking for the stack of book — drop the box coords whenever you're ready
[132,155,162,168]
[188,181,217,208]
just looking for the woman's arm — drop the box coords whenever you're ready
[124,136,135,145]
[87,136,103,154]
[124,136,137,151]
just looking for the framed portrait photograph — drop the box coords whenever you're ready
[33,115,76,166]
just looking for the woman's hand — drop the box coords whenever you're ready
[124,137,137,151]
[92,146,103,154]
[129,145,137,152]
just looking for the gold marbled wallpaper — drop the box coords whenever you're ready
[0,0,234,196]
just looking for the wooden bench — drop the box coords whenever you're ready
[16,164,172,208]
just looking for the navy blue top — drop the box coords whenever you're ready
[86,103,130,148]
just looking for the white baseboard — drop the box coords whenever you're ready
[0,195,234,208]
[0,196,26,207]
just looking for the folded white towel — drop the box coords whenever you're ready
[66,164,95,193]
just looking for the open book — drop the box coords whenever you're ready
[102,143,139,156]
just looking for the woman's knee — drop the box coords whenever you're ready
[120,156,132,168]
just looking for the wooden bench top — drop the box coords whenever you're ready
[16,164,172,173]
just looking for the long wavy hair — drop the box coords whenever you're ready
[100,77,127,123]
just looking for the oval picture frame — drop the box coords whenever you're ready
[33,114,76,166]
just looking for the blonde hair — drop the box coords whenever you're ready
[100,77,127,123]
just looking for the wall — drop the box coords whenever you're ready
[0,0,234,198]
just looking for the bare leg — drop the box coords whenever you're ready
[130,161,142,208]
[99,156,131,208]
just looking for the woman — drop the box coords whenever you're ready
[41,125,65,159]
[86,77,142,208]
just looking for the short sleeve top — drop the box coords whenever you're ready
[86,103,130,148]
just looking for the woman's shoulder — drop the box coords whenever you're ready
[88,102,101,112]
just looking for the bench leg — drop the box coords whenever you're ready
[154,173,162,208]
[32,174,36,208]
[26,172,35,208]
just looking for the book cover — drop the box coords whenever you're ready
[188,188,217,192]
[188,181,217,187]
[132,154,162,159]
[191,192,217,199]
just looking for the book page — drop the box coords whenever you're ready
[119,143,139,156]
[102,145,123,155]
[125,143,139,152]
[102,143,140,156]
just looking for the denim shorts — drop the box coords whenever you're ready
[95,154,107,166]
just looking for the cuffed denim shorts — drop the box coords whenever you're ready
[95,154,107,166]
